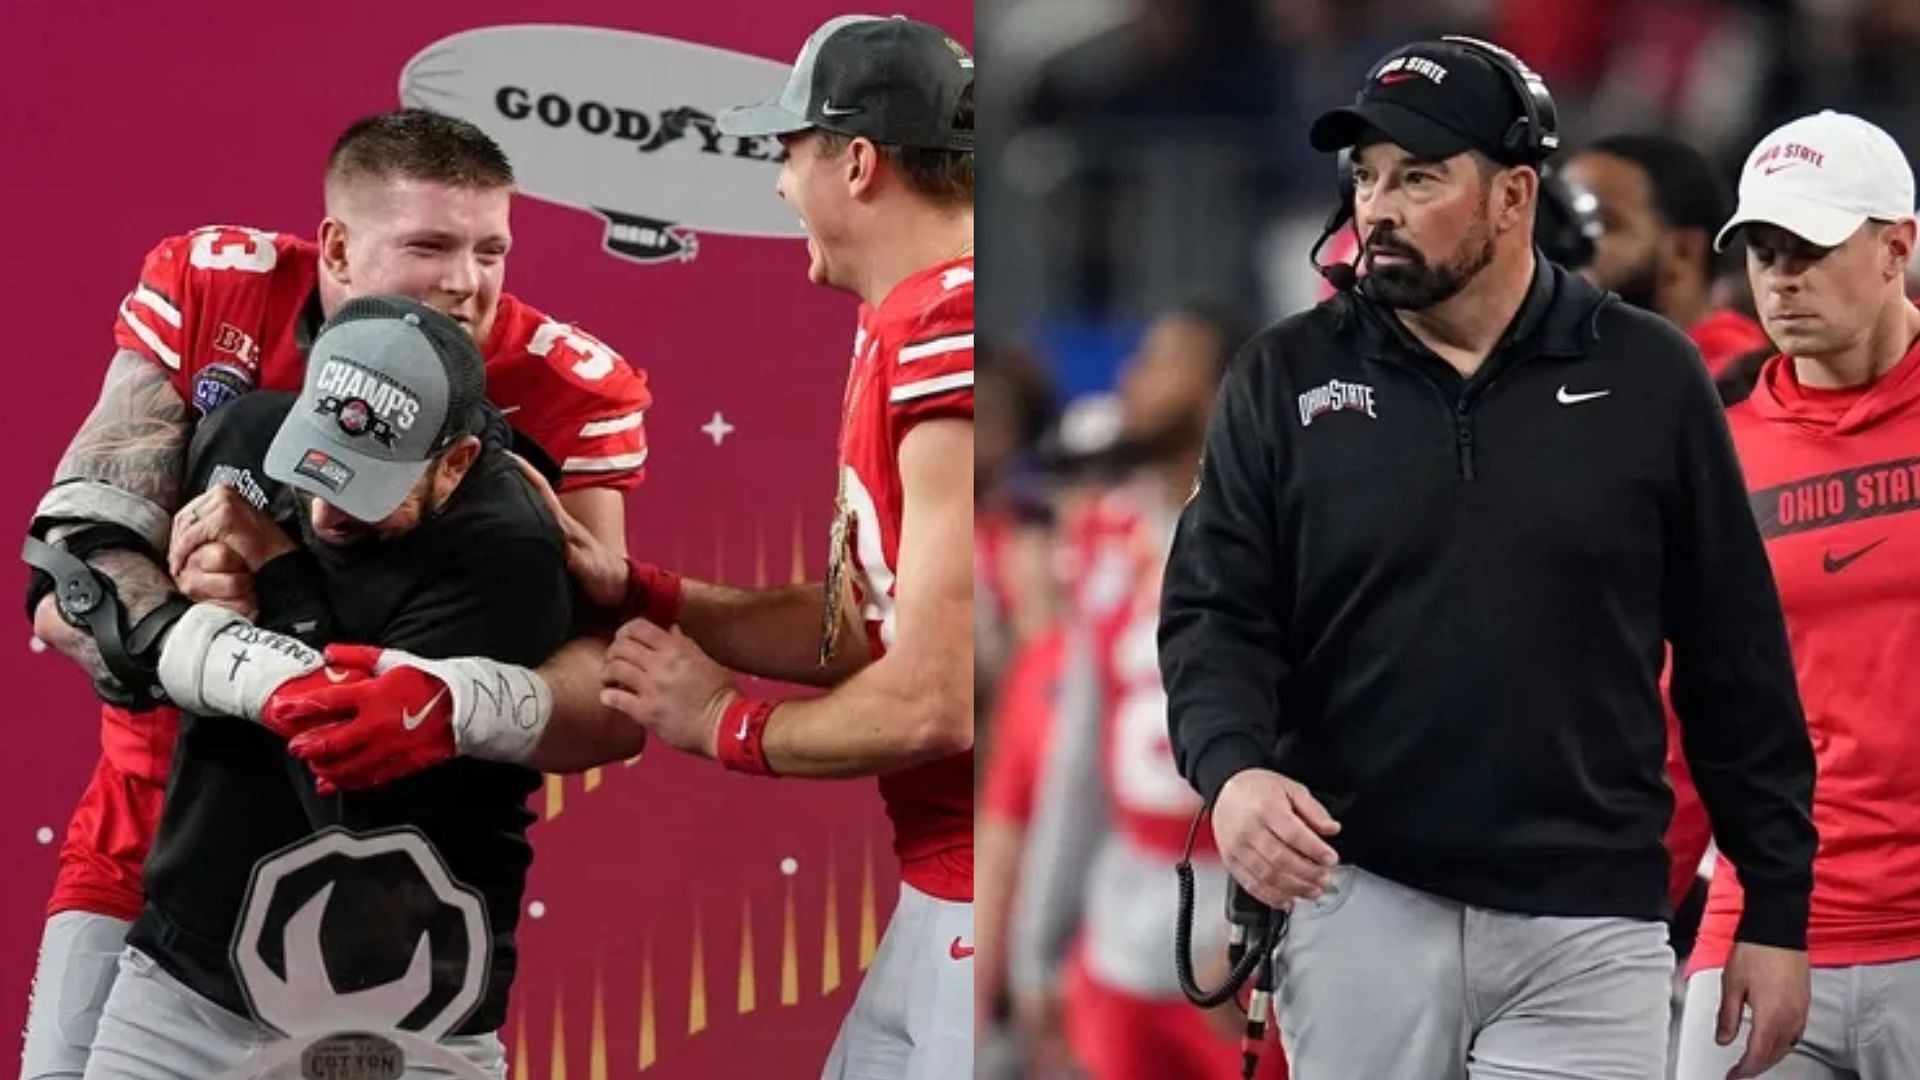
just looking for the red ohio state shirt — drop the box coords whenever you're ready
[840,255,974,902]
[1693,332,1920,971]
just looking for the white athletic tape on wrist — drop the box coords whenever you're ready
[156,603,322,720]
[370,649,553,764]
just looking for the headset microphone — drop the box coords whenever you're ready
[1309,201,1360,293]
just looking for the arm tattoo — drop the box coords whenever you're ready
[54,350,191,507]
[37,351,191,684]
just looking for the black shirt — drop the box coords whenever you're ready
[1159,256,1818,947]
[132,391,571,1034]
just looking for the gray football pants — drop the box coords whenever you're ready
[79,946,505,1080]
[21,910,131,1079]
[1678,958,1920,1079]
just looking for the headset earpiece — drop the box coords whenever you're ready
[1439,34,1559,165]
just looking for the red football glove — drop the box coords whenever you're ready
[273,644,457,794]
[256,661,373,742]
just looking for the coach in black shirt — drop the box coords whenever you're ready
[82,297,570,1080]
[1159,38,1816,1080]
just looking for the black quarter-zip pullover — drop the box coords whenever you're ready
[1160,256,1817,947]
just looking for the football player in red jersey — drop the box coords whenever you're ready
[1675,111,1920,1080]
[1008,306,1288,1080]
[21,110,652,1079]
[429,15,975,1080]
[291,15,973,1077]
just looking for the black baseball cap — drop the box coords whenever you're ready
[1310,40,1539,164]
[717,15,973,151]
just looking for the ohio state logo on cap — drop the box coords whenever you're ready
[318,394,400,448]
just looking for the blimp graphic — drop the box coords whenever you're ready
[400,26,806,265]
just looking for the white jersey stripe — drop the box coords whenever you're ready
[118,301,180,370]
[889,371,974,403]
[562,449,650,474]
[578,410,647,438]
[132,285,182,328]
[898,333,973,364]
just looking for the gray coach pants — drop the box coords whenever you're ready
[1273,865,1674,1080]
[1677,959,1920,1079]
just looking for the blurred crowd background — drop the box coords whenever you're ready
[972,3,1920,1078]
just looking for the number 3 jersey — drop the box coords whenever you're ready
[838,254,974,903]
[50,225,651,921]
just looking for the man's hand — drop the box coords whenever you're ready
[265,644,553,782]
[1212,769,1342,909]
[1010,989,1073,1080]
[275,645,457,794]
[513,455,628,609]
[174,541,257,620]
[157,602,361,726]
[1716,942,1810,1079]
[171,486,295,575]
[601,618,735,759]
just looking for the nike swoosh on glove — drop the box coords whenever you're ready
[258,664,372,741]
[276,644,459,794]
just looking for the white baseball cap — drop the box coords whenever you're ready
[1716,110,1915,252]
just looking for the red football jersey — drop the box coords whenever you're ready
[980,628,1064,827]
[1692,335,1920,971]
[841,254,974,903]
[51,226,651,918]
[1068,483,1212,860]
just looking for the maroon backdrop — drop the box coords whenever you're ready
[0,3,969,1076]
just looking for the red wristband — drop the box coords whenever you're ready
[623,557,683,628]
[716,695,778,777]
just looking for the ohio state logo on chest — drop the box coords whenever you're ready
[1297,378,1379,427]
[314,357,422,447]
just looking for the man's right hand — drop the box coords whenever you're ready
[1213,769,1343,909]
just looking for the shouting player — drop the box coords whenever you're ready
[293,18,974,1076]
[22,109,650,1079]
[1676,110,1920,1080]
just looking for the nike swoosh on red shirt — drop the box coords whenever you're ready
[1822,537,1887,573]
[948,937,974,961]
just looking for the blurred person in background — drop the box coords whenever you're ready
[975,345,1063,1080]
[977,624,1067,1080]
[1675,109,1920,1080]
[977,343,1059,751]
[1561,133,1770,375]
[1008,302,1291,1080]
